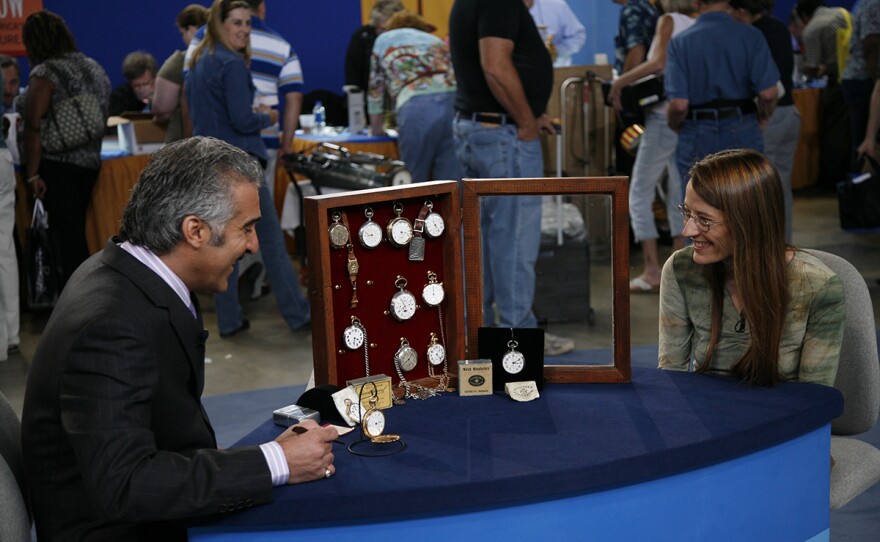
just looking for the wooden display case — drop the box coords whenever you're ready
[305,177,631,395]
[462,177,631,384]
[305,181,465,395]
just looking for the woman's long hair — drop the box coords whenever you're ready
[689,149,790,386]
[22,10,77,67]
[190,0,252,67]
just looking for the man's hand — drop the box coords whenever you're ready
[275,420,337,484]
[257,104,280,126]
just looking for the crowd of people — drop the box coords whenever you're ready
[0,0,858,539]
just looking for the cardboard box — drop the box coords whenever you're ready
[114,113,166,155]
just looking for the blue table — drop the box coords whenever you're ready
[188,367,842,541]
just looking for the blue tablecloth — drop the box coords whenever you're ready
[189,367,842,531]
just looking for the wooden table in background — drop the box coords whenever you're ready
[792,87,821,190]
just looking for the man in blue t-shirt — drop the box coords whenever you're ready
[665,0,779,189]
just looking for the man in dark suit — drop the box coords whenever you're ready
[21,137,338,541]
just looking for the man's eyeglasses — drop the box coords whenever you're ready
[677,204,723,232]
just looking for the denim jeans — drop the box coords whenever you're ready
[629,111,681,243]
[397,93,463,182]
[675,113,763,196]
[453,117,542,328]
[214,182,311,334]
[763,104,801,242]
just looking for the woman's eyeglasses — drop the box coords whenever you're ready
[677,204,723,232]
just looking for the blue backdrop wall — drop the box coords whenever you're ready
[13,1,862,96]
[21,0,362,96]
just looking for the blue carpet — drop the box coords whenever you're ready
[203,341,880,540]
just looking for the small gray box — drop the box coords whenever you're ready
[273,404,320,427]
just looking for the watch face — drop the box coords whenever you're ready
[502,350,525,374]
[422,282,445,306]
[424,212,445,238]
[359,220,383,249]
[328,223,349,248]
[396,346,418,372]
[427,343,445,366]
[387,218,413,247]
[343,325,365,350]
[390,290,417,321]
[346,401,366,423]
[363,409,385,438]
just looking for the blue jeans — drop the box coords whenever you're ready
[453,117,542,328]
[397,93,463,182]
[214,182,310,334]
[629,111,681,243]
[763,105,801,242]
[675,113,763,195]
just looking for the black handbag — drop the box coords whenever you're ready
[25,199,62,310]
[602,74,666,115]
[39,63,105,153]
[837,155,880,231]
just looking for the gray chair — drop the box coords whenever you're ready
[0,391,30,541]
[805,250,880,510]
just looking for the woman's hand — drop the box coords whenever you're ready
[857,137,875,159]
[31,176,47,199]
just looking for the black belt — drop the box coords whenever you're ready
[688,107,752,121]
[456,111,517,126]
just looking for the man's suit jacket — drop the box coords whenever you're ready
[22,241,273,541]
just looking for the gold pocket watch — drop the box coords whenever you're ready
[362,392,400,443]
[385,201,413,247]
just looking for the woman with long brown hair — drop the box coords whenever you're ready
[658,149,845,386]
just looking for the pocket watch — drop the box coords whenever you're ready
[343,397,366,424]
[328,211,349,249]
[362,393,386,439]
[502,339,525,374]
[385,201,413,248]
[423,201,445,238]
[394,337,418,372]
[362,392,400,443]
[422,271,445,307]
[342,316,366,350]
[358,207,383,249]
[427,332,446,366]
[389,276,417,321]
